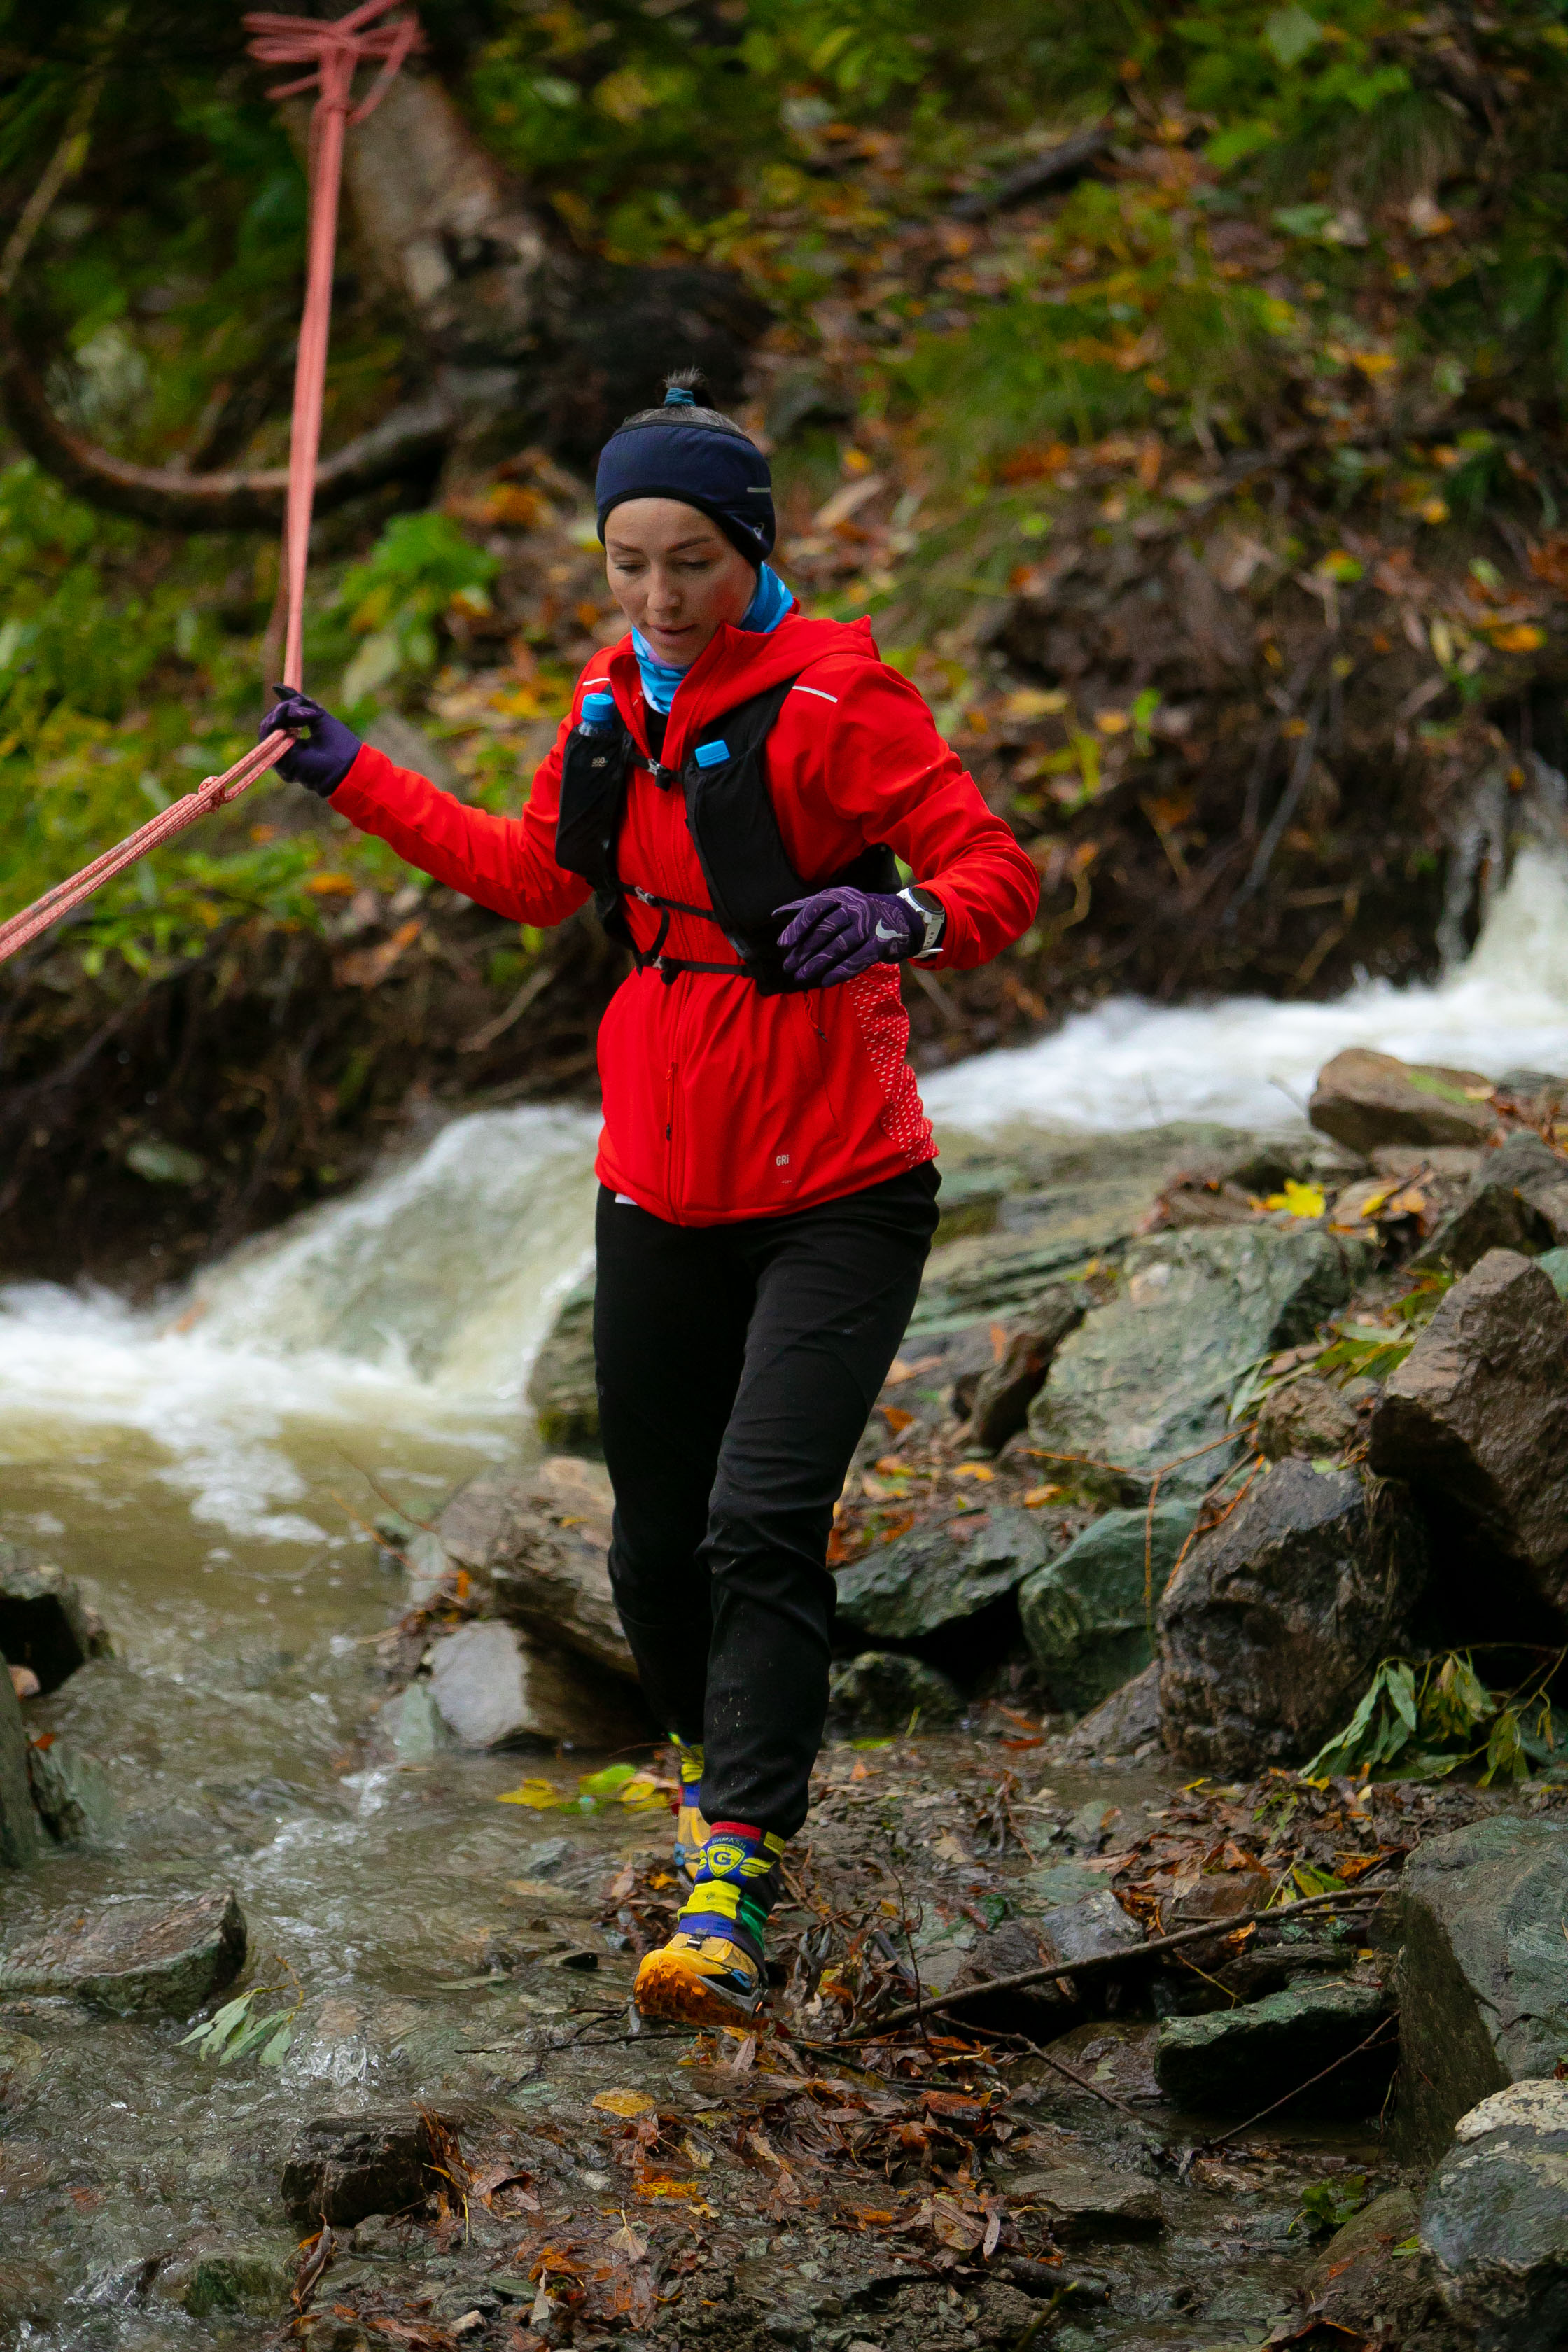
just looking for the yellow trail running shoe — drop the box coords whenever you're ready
[635,1821,785,2029]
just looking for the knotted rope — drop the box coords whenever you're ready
[0,0,423,969]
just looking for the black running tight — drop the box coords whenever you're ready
[592,1163,939,1837]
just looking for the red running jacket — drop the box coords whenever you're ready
[330,611,1040,1224]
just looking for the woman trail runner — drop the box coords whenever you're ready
[260,372,1040,2027]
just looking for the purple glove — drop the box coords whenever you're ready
[776,885,924,987]
[258,687,363,799]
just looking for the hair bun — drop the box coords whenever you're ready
[663,367,706,403]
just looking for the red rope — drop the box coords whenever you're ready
[0,3,422,970]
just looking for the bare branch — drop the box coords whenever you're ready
[0,318,455,531]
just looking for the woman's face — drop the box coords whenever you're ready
[604,498,757,668]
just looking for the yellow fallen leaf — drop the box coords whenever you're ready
[1263,1179,1326,1219]
[1490,623,1545,653]
[1096,708,1130,734]
[304,872,357,896]
[592,2088,654,2118]
[1005,687,1070,720]
[1419,496,1450,525]
[496,1780,564,1808]
[1023,1483,1061,1508]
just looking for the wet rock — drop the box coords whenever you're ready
[1541,1245,1568,1301]
[424,1618,638,1750]
[384,1681,451,1763]
[1421,2080,1568,2350]
[1035,2019,1161,2104]
[0,1544,108,1692]
[0,1650,39,1868]
[1309,1046,1498,1154]
[0,1886,246,2014]
[526,1282,598,1448]
[27,1737,118,1843]
[1302,2188,1435,2342]
[827,1651,962,1735]
[1256,1372,1359,1462]
[439,1456,634,1680]
[1003,2162,1165,2239]
[0,2026,46,2107]
[1158,1459,1427,1774]
[950,1861,1144,2029]
[1369,1250,1568,1629]
[1156,1977,1394,2118]
[932,1161,1014,1244]
[963,1288,1085,1452]
[176,2240,296,2319]
[1420,1130,1568,1272]
[1030,1225,1363,1499]
[0,2262,59,2333]
[1396,1815,1568,2164]
[1058,1662,1163,1760]
[1018,1503,1195,1717]
[1018,1862,1144,1961]
[281,2110,442,2228]
[834,1507,1049,1642]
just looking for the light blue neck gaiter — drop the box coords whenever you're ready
[632,561,792,716]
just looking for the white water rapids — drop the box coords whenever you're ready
[3,845,1568,1560]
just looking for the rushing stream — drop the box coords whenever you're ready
[2,848,1568,2345]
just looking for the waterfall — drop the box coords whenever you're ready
[4,849,1567,1549]
[923,843,1568,1138]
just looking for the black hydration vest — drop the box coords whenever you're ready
[553,675,898,996]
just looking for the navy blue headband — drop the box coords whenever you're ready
[595,401,775,564]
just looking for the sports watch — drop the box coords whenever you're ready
[897,884,947,961]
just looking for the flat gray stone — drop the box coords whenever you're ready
[834,1506,1049,1642]
[424,1619,637,1751]
[1158,1458,1427,1774]
[1019,1503,1196,1716]
[1030,1224,1364,1499]
[0,1887,246,2014]
[1004,2162,1165,2239]
[1156,1977,1394,2118]
[1397,1816,1568,2166]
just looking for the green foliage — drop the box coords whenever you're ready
[179,1961,301,2070]
[1314,1278,1454,1387]
[1302,1650,1568,1786]
[1293,2174,1368,2236]
[0,458,408,972]
[334,513,501,708]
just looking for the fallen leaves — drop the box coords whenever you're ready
[592,2089,655,2118]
